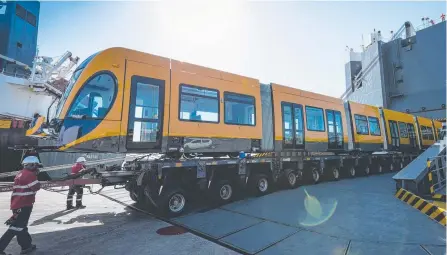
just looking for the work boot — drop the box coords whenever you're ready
[76,204,86,209]
[66,205,75,210]
[20,244,36,254]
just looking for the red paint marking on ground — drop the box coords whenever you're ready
[156,226,188,236]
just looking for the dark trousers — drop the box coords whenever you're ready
[0,206,33,252]
[67,185,83,207]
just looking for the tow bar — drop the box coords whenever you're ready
[0,167,137,193]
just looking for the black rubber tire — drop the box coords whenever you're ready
[213,180,234,204]
[377,164,383,174]
[296,170,304,183]
[140,184,158,210]
[129,191,138,202]
[158,188,187,217]
[364,165,371,176]
[331,167,340,181]
[251,174,270,196]
[283,169,298,189]
[311,168,320,184]
[348,166,356,178]
[389,162,395,172]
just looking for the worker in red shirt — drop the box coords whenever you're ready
[0,156,41,255]
[66,157,87,210]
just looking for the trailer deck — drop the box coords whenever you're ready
[2,172,443,255]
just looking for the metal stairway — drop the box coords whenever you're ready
[393,139,446,196]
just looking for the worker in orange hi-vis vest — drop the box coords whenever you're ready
[0,156,42,255]
[66,157,88,210]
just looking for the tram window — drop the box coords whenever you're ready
[56,53,98,118]
[421,126,435,140]
[368,117,381,136]
[407,123,416,138]
[421,126,427,140]
[425,126,434,140]
[305,106,325,132]
[282,104,293,145]
[224,92,255,126]
[389,120,400,147]
[179,85,219,123]
[131,82,160,142]
[354,114,369,135]
[334,111,343,147]
[135,82,159,119]
[295,106,304,145]
[133,122,158,142]
[92,96,103,118]
[326,110,344,148]
[398,122,408,138]
[67,73,116,119]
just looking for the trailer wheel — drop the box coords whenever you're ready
[214,180,234,203]
[331,167,340,181]
[252,174,270,195]
[364,165,370,176]
[377,164,383,174]
[129,191,138,202]
[143,184,158,208]
[159,188,187,217]
[283,169,298,189]
[296,170,304,182]
[349,166,356,178]
[311,168,320,183]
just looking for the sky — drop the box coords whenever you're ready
[36,0,446,98]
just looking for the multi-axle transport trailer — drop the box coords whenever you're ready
[0,144,425,216]
[120,151,420,216]
[0,149,420,217]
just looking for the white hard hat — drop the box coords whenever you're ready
[76,157,87,163]
[22,156,40,164]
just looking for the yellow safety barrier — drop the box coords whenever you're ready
[250,152,273,158]
[395,188,446,226]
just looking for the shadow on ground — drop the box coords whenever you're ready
[5,207,169,255]
[30,207,143,226]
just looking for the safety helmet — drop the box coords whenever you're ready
[22,156,42,170]
[76,156,87,163]
[22,156,40,165]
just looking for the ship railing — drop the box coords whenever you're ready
[428,154,446,195]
